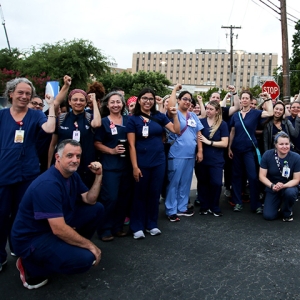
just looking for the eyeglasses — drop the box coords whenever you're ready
[30,101,44,107]
[181,97,192,102]
[141,96,155,102]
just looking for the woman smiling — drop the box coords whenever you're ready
[259,132,300,221]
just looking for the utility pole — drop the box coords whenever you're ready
[221,25,241,87]
[0,4,11,52]
[280,0,290,102]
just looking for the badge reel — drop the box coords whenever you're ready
[110,122,118,135]
[73,121,80,142]
[73,130,80,142]
[142,124,149,137]
[14,121,24,143]
[187,118,196,127]
[282,165,290,178]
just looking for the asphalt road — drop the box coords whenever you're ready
[1,182,300,300]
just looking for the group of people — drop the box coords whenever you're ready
[1,75,300,290]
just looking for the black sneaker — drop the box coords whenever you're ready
[199,209,208,215]
[283,216,293,222]
[168,214,180,222]
[212,211,223,217]
[177,208,194,217]
[16,258,48,289]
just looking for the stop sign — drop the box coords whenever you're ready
[262,80,280,100]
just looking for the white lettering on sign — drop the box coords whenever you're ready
[262,87,279,94]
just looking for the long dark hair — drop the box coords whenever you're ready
[262,101,285,127]
[100,92,125,118]
[133,87,159,116]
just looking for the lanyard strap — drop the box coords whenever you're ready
[238,112,256,148]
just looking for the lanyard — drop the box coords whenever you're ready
[274,150,288,174]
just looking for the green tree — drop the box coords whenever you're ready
[0,48,22,70]
[290,20,300,96]
[98,70,172,98]
[17,39,110,90]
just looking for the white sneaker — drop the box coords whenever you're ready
[133,230,145,239]
[146,228,161,236]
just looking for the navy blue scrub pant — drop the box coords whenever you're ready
[14,202,104,278]
[97,168,132,238]
[231,150,261,211]
[0,180,33,264]
[195,163,223,213]
[263,187,298,220]
[130,163,165,233]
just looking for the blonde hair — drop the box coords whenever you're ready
[207,100,223,139]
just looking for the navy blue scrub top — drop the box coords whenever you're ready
[55,111,95,174]
[126,112,170,168]
[94,115,130,171]
[11,166,88,258]
[230,109,262,153]
[200,118,229,166]
[0,108,47,185]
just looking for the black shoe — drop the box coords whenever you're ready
[16,258,48,289]
[199,209,209,215]
[283,215,293,222]
[177,208,194,217]
[168,214,180,222]
[212,211,223,217]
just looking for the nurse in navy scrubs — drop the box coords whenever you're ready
[48,89,101,188]
[126,88,180,240]
[94,92,132,241]
[0,78,56,272]
[196,100,229,216]
[228,91,273,213]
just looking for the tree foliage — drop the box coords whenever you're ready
[0,39,110,92]
[290,20,300,96]
[16,39,110,90]
[98,70,172,98]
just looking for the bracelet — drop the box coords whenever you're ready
[232,92,237,95]
[270,183,275,190]
[48,115,56,118]
[210,141,214,146]
[265,98,272,101]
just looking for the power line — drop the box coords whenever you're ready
[250,0,280,21]
[257,0,280,15]
[251,0,297,24]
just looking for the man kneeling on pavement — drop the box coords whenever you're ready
[11,139,104,289]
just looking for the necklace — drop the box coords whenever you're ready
[241,107,251,113]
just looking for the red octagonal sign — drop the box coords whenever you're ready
[262,80,280,100]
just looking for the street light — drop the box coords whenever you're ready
[160,61,166,74]
[235,50,244,92]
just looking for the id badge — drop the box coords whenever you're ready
[111,127,118,135]
[282,166,290,178]
[14,130,24,143]
[142,125,149,137]
[73,130,80,142]
[187,118,196,127]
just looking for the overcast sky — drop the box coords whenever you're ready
[0,0,299,69]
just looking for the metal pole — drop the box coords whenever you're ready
[280,0,290,102]
[0,4,11,52]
